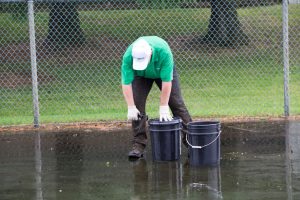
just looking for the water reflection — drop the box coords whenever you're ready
[131,159,148,200]
[151,161,183,199]
[34,132,43,200]
[55,132,84,199]
[131,159,223,200]
[184,164,223,199]
[1,120,300,200]
[286,121,300,199]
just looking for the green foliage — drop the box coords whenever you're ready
[0,3,28,22]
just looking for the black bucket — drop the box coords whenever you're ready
[187,121,221,166]
[148,118,182,161]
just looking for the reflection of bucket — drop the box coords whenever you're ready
[148,118,182,161]
[187,121,221,166]
[186,166,223,199]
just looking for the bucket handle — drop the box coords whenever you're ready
[186,131,221,149]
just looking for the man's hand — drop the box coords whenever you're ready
[127,105,140,120]
[159,106,173,121]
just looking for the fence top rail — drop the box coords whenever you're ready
[0,0,125,3]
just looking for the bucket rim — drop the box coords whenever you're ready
[188,121,220,127]
[188,131,220,135]
[149,128,182,132]
[148,117,182,125]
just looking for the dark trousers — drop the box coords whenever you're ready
[131,67,192,147]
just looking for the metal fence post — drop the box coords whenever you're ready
[282,0,290,117]
[28,0,40,127]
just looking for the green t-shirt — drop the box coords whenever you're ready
[121,36,174,85]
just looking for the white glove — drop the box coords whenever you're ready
[159,106,173,121]
[127,105,140,121]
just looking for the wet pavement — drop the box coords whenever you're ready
[0,120,299,200]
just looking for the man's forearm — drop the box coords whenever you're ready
[122,84,135,106]
[160,82,172,106]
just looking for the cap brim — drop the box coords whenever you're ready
[132,55,150,70]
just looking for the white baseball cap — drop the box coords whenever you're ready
[132,39,152,70]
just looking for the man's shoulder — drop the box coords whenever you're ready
[122,45,133,60]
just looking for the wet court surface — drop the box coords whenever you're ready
[0,120,299,200]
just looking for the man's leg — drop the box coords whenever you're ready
[129,76,153,158]
[155,67,192,147]
[169,68,192,147]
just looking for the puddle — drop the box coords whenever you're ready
[0,120,299,200]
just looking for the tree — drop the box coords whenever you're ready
[45,2,85,50]
[195,0,249,47]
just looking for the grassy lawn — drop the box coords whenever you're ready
[0,4,300,125]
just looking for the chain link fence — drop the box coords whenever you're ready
[289,0,300,117]
[0,0,299,126]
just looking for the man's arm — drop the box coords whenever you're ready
[159,81,173,121]
[122,84,135,106]
[122,84,140,120]
[160,82,172,106]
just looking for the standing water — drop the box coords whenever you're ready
[0,120,299,200]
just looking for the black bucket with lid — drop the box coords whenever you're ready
[148,117,182,161]
[187,121,221,166]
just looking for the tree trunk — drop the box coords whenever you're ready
[202,0,249,47]
[45,2,85,50]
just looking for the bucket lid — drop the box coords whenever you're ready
[148,117,182,126]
